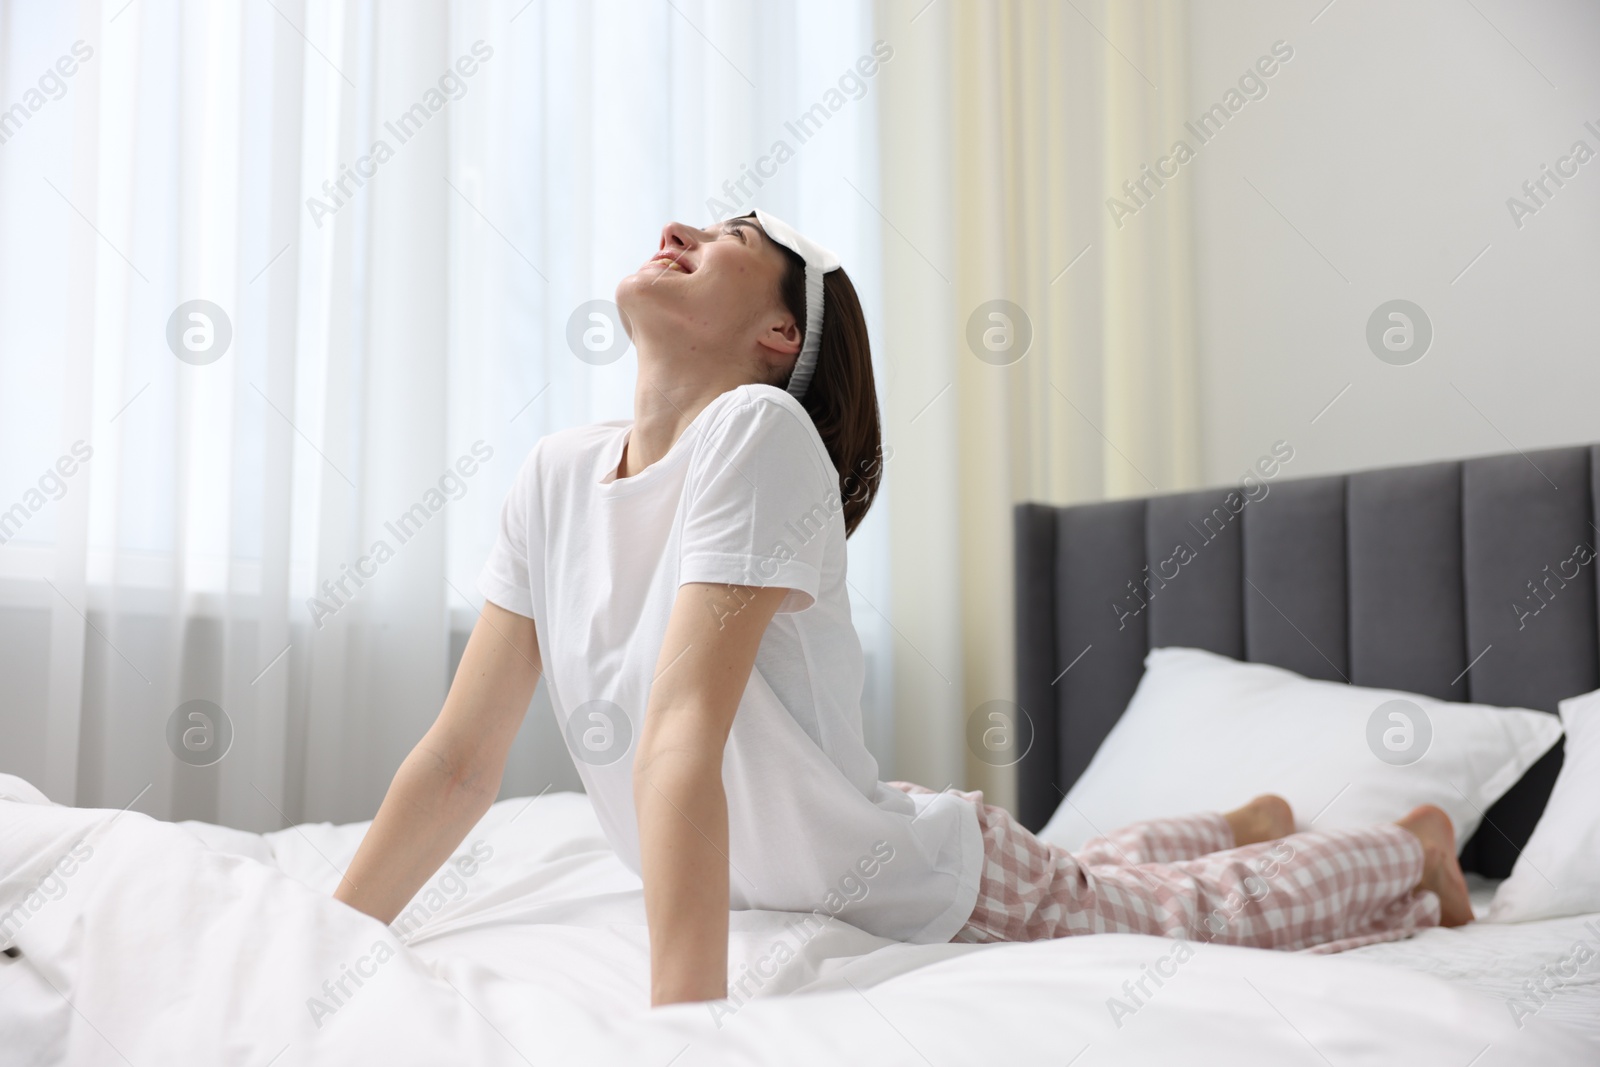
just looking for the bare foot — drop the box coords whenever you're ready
[1396,805,1473,927]
[1224,794,1295,847]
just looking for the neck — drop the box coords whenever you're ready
[618,339,753,479]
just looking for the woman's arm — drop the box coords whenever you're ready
[634,581,788,1007]
[335,601,542,924]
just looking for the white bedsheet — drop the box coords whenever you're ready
[2,780,1596,1066]
[1345,876,1600,1041]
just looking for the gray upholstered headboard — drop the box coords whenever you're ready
[1014,444,1599,877]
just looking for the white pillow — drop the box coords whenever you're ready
[1037,647,1563,853]
[1488,687,1600,922]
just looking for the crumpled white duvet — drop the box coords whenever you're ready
[2,777,1595,1067]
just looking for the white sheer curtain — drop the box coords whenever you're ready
[0,0,890,829]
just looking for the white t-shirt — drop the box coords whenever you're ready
[477,383,981,943]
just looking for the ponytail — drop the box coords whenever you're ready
[774,255,885,536]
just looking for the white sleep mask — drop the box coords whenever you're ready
[751,209,840,400]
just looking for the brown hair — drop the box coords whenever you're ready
[769,244,884,537]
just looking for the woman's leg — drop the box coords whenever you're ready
[949,786,1452,952]
[1073,795,1293,866]
[887,779,1222,864]
[889,783,1292,866]
[1071,813,1234,867]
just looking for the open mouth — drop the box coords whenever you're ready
[646,252,694,274]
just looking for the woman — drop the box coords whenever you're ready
[333,211,1472,1007]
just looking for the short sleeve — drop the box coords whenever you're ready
[476,444,539,619]
[678,392,840,613]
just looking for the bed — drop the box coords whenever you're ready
[4,442,1599,1065]
[1012,443,1599,872]
[1013,442,1600,1044]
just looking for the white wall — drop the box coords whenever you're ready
[1183,0,1600,485]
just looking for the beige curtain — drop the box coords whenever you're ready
[875,0,1200,807]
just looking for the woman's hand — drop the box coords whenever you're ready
[634,582,788,1008]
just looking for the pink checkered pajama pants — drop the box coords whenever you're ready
[888,783,1441,955]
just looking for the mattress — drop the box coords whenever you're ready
[4,781,1597,1066]
[255,805,1600,1045]
[1342,875,1600,1040]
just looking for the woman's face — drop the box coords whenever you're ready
[615,217,800,369]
